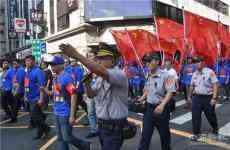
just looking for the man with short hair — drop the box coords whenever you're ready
[12,60,26,113]
[188,56,219,141]
[49,56,90,150]
[1,60,17,122]
[24,55,50,139]
[137,52,175,150]
[180,56,197,108]
[60,42,129,150]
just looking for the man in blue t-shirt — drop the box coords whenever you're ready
[1,60,17,122]
[180,57,197,107]
[12,60,26,112]
[24,55,50,140]
[71,61,88,114]
[50,56,90,150]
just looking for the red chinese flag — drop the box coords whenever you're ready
[184,11,219,66]
[218,23,230,58]
[126,29,160,58]
[111,30,137,64]
[112,29,160,65]
[155,17,185,71]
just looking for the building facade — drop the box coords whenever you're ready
[0,0,7,57]
[44,0,230,55]
[0,0,46,59]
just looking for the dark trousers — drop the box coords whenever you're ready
[14,93,24,113]
[76,92,88,113]
[56,115,88,150]
[1,90,17,120]
[222,84,230,99]
[192,95,218,135]
[29,101,49,136]
[98,120,124,150]
[138,103,171,150]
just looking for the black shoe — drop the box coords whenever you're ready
[3,115,10,120]
[33,130,43,140]
[43,126,50,138]
[8,118,17,123]
[212,129,218,135]
[82,141,91,150]
[86,132,98,139]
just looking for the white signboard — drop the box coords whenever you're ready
[16,48,32,59]
[14,18,26,33]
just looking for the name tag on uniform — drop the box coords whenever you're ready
[2,79,6,82]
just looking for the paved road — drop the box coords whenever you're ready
[1,96,230,150]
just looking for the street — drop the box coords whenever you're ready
[1,96,230,150]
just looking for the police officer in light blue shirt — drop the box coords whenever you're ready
[137,52,176,150]
[24,55,50,139]
[60,42,129,150]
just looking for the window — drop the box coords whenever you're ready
[50,0,55,34]
[156,2,183,24]
[57,0,70,31]
[195,0,229,15]
[84,0,153,22]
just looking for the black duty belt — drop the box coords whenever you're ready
[193,94,212,97]
[98,118,126,131]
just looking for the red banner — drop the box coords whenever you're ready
[111,29,160,66]
[156,17,185,71]
[184,11,219,66]
[218,23,230,58]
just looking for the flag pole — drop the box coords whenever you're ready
[153,15,164,66]
[182,6,189,58]
[125,29,144,69]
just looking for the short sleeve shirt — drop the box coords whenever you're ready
[24,66,45,102]
[92,67,129,120]
[53,72,75,117]
[2,68,14,91]
[15,66,26,94]
[180,64,197,85]
[191,67,218,95]
[145,68,176,104]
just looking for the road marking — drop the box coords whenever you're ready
[219,122,230,137]
[39,113,87,150]
[170,104,222,125]
[128,116,230,150]
[0,112,29,125]
[39,136,57,150]
[176,100,186,107]
[0,125,86,129]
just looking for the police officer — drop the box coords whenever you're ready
[60,42,129,150]
[1,60,17,122]
[49,56,90,150]
[188,56,219,140]
[164,58,179,113]
[137,52,176,150]
[24,55,50,139]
